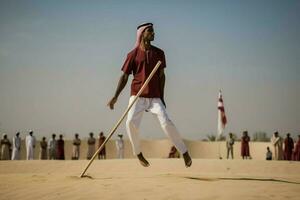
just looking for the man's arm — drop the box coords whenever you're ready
[159,68,166,108]
[107,73,129,110]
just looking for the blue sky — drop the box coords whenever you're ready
[0,0,299,140]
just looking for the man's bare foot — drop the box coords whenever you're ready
[183,152,192,167]
[137,153,150,167]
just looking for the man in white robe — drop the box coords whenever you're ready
[116,134,125,159]
[25,130,36,160]
[226,133,235,159]
[87,132,96,160]
[271,131,283,160]
[12,132,21,160]
[48,134,57,160]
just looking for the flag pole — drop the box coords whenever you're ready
[217,90,227,159]
[79,60,162,178]
[217,131,223,159]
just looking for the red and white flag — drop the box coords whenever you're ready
[217,90,227,137]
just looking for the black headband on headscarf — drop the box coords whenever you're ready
[135,23,154,48]
[137,22,153,30]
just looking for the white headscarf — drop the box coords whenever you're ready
[134,23,153,48]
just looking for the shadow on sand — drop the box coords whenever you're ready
[184,176,300,185]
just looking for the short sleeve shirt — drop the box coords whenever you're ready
[121,46,166,98]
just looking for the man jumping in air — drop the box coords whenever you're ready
[107,22,192,167]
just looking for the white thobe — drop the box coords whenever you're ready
[116,138,124,159]
[48,138,57,160]
[25,135,36,160]
[11,136,21,160]
[271,135,283,160]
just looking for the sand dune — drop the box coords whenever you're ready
[0,159,299,200]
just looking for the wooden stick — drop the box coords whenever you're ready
[80,60,162,177]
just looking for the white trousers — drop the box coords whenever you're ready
[126,96,187,155]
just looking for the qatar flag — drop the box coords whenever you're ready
[217,90,227,137]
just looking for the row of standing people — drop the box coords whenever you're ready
[2,130,300,161]
[226,131,253,160]
[0,131,36,160]
[226,131,300,161]
[270,132,300,161]
[0,131,125,160]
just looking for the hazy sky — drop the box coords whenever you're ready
[0,0,299,140]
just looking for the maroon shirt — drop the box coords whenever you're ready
[121,46,166,98]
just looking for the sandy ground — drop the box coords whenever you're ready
[0,159,299,200]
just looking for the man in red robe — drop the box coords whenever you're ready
[241,131,251,159]
[292,135,300,161]
[98,132,106,159]
[284,133,294,161]
[56,134,65,160]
